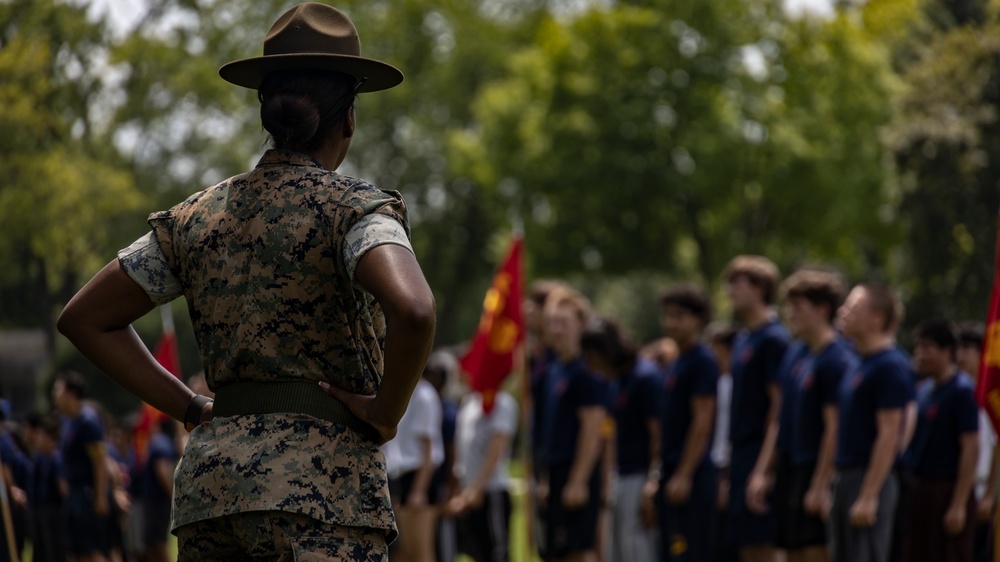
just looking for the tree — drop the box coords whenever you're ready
[0,0,142,350]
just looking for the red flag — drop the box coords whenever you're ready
[460,237,524,413]
[133,308,182,466]
[977,215,1000,435]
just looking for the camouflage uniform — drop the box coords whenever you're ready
[118,149,413,560]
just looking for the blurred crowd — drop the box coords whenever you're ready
[0,373,213,562]
[1,253,996,562]
[380,254,997,562]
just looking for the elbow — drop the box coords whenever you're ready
[56,303,82,342]
[392,291,437,335]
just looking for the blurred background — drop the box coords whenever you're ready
[1,0,998,415]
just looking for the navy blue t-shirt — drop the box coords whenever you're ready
[31,451,64,508]
[531,347,557,461]
[539,356,607,468]
[613,360,662,475]
[835,347,915,468]
[0,432,31,493]
[905,372,979,480]
[59,406,105,488]
[662,344,719,467]
[781,338,856,467]
[139,431,178,504]
[729,319,791,447]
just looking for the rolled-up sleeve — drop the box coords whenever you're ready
[117,231,182,306]
[342,214,413,281]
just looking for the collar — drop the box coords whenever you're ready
[255,148,327,170]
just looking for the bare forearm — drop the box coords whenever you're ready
[470,435,508,493]
[951,437,979,508]
[676,417,712,479]
[412,439,436,495]
[92,454,108,499]
[65,326,195,421]
[811,417,838,490]
[370,312,435,428]
[752,419,779,476]
[860,432,899,500]
[569,415,604,487]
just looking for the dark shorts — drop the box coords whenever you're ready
[538,462,602,559]
[65,487,111,556]
[390,468,445,507]
[175,510,388,562]
[774,462,827,549]
[901,478,976,562]
[143,498,172,545]
[729,442,775,547]
[658,462,718,561]
[457,489,512,562]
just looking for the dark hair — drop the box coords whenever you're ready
[958,321,985,348]
[580,318,638,376]
[55,371,87,399]
[859,283,904,334]
[706,321,738,348]
[529,279,565,307]
[723,255,781,304]
[914,318,959,358]
[258,69,359,153]
[660,284,712,326]
[782,268,846,323]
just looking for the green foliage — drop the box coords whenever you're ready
[3,0,1000,400]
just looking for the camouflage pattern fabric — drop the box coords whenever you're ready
[117,149,412,538]
[175,510,387,562]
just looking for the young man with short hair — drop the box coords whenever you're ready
[956,322,998,562]
[902,320,980,562]
[724,255,791,562]
[53,371,111,562]
[536,287,608,562]
[649,284,719,561]
[768,268,853,562]
[830,284,915,562]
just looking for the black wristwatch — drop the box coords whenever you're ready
[184,395,213,432]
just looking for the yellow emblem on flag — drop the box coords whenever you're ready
[987,322,1000,368]
[671,534,688,555]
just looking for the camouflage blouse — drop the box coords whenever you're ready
[118,149,413,537]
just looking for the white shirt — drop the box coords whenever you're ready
[383,379,444,478]
[711,373,733,469]
[977,408,996,499]
[454,391,519,492]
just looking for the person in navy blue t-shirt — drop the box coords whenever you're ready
[647,284,718,562]
[723,255,790,562]
[536,287,607,562]
[830,283,915,562]
[581,318,660,562]
[29,416,69,562]
[767,268,853,562]
[902,320,979,562]
[53,371,112,562]
[135,418,179,562]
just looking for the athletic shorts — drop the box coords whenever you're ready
[729,442,775,547]
[389,468,444,507]
[658,462,718,561]
[175,510,388,562]
[65,487,111,556]
[774,462,827,549]
[538,462,602,559]
[457,489,512,562]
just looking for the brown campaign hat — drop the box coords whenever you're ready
[219,2,403,92]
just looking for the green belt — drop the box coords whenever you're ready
[212,380,378,441]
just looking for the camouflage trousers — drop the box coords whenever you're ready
[175,510,388,562]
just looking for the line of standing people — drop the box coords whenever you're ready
[527,255,997,562]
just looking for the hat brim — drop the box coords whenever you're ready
[219,53,403,92]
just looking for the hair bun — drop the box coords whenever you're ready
[260,93,321,148]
